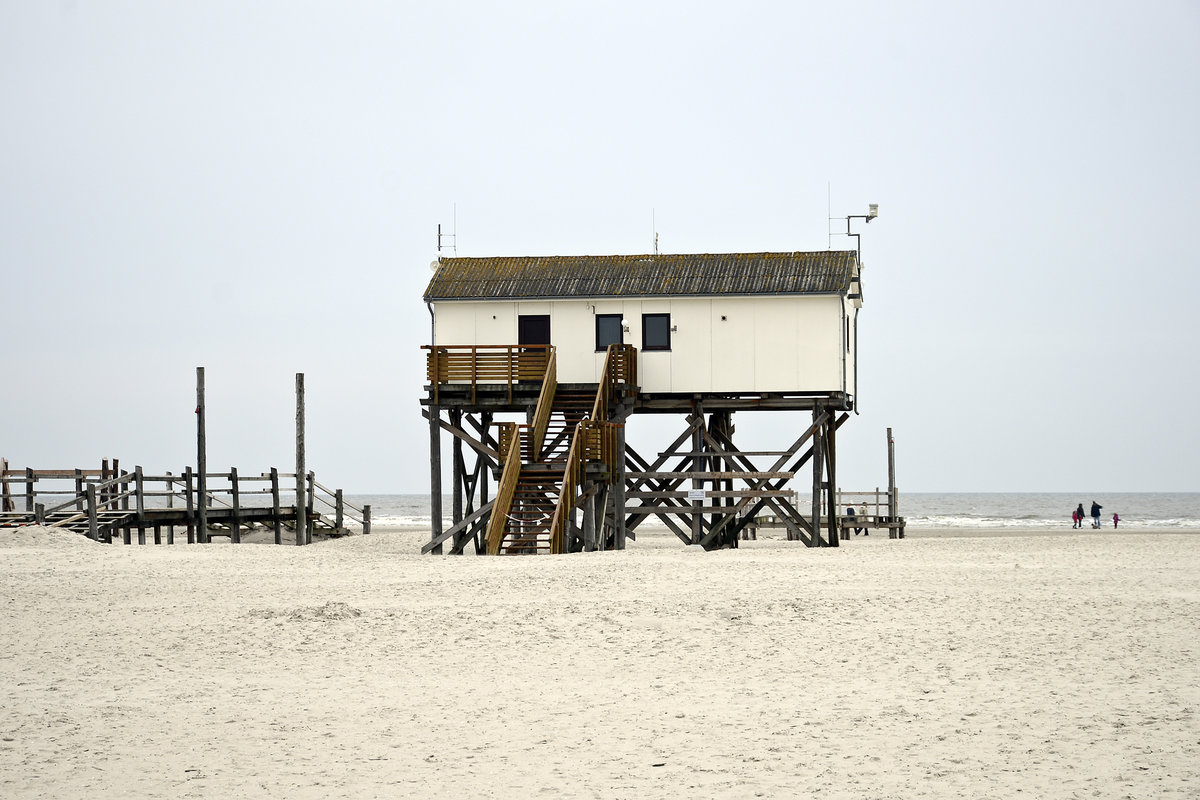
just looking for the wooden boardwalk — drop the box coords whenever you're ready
[1,460,369,545]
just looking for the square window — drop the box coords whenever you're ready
[642,313,671,351]
[596,314,623,351]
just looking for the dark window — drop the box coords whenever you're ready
[643,313,671,351]
[595,314,623,351]
[518,315,551,346]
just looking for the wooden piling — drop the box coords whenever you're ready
[135,466,146,545]
[362,504,372,535]
[270,468,282,545]
[197,367,208,544]
[25,467,34,513]
[306,471,315,545]
[230,467,241,544]
[429,404,443,554]
[295,373,307,546]
[86,484,99,541]
[185,467,196,544]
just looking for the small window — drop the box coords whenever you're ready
[642,313,671,351]
[596,314,623,351]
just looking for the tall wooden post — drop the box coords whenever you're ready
[184,467,195,544]
[811,407,823,548]
[826,416,838,547]
[135,465,146,545]
[690,403,704,545]
[86,484,99,541]
[295,373,307,546]
[197,367,208,544]
[1,458,12,512]
[230,466,241,544]
[429,405,443,554]
[614,422,626,550]
[25,467,34,513]
[887,427,898,539]
[451,409,464,553]
[270,467,282,545]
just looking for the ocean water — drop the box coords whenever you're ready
[349,492,1200,530]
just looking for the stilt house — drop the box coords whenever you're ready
[421,249,863,555]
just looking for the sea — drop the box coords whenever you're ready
[346,492,1200,530]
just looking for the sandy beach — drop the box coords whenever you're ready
[2,524,1197,799]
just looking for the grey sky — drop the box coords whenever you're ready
[3,1,1198,493]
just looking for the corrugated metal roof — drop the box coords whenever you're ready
[423,251,858,301]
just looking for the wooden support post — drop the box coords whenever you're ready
[135,466,146,545]
[583,486,596,552]
[295,372,307,547]
[197,367,209,544]
[826,414,838,548]
[230,466,241,544]
[887,427,898,539]
[34,502,45,525]
[101,458,110,509]
[811,407,823,548]
[74,469,84,512]
[164,471,174,543]
[25,467,34,513]
[615,422,627,550]
[86,484,99,541]
[270,468,282,545]
[429,404,443,554]
[335,488,344,532]
[1,457,12,512]
[362,504,372,535]
[691,403,704,545]
[306,471,315,545]
[185,467,196,544]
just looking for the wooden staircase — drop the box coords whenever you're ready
[486,344,635,555]
[495,390,594,554]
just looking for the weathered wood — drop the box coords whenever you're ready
[230,466,241,544]
[271,468,282,545]
[197,367,208,544]
[86,484,99,541]
[26,467,34,513]
[626,471,795,481]
[295,372,306,546]
[135,466,146,545]
[362,504,371,535]
[429,404,443,554]
[185,467,195,544]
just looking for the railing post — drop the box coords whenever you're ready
[164,471,174,545]
[230,466,241,544]
[306,470,315,545]
[86,484,99,541]
[185,467,196,544]
[74,468,84,512]
[135,466,146,545]
[335,488,344,532]
[34,502,45,525]
[25,467,34,513]
[362,504,371,535]
[270,467,282,545]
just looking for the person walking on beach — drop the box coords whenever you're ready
[1113,512,1120,529]
[1071,508,1079,528]
[847,506,861,535]
[1091,501,1102,529]
[1076,503,1086,529]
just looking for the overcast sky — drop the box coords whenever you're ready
[3,1,1198,494]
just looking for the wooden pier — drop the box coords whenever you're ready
[0,458,370,545]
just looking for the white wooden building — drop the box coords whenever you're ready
[420,249,865,555]
[424,250,862,400]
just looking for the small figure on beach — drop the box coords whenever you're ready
[1075,503,1085,528]
[1091,501,1102,529]
[860,506,869,535]
[1071,509,1079,528]
[847,506,861,535]
[1113,512,1120,529]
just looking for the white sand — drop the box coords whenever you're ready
[2,524,1197,798]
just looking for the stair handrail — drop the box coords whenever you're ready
[591,343,637,422]
[486,423,523,555]
[548,420,588,555]
[529,348,557,459]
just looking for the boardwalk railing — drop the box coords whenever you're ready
[1,463,369,545]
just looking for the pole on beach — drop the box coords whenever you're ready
[197,367,208,544]
[429,404,443,554]
[296,373,307,546]
[887,427,897,539]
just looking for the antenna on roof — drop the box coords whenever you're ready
[437,203,458,256]
[652,208,658,255]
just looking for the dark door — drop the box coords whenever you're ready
[518,315,551,346]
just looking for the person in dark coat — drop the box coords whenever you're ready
[1090,501,1102,529]
[1075,503,1085,529]
[847,506,861,535]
